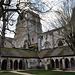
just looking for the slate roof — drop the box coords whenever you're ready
[0,36,14,47]
[39,46,74,58]
[5,37,14,43]
[1,48,38,58]
[1,46,74,58]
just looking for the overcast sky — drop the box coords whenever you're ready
[0,0,75,38]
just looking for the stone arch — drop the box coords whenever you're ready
[65,58,69,68]
[71,58,75,69]
[19,60,23,70]
[10,60,13,69]
[14,60,18,70]
[1,59,7,70]
[51,59,54,69]
[60,59,63,69]
[55,59,59,68]
[44,41,50,49]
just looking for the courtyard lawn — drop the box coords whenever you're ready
[0,72,21,75]
[19,70,75,75]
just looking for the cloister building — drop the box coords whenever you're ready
[0,9,75,71]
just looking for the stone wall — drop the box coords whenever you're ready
[0,57,39,70]
[38,28,67,51]
[42,56,75,70]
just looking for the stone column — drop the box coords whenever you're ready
[50,58,52,69]
[44,64,48,70]
[25,60,28,69]
[38,38,41,51]
[28,61,30,69]
[0,58,2,70]
[12,60,14,70]
[59,61,61,69]
[7,58,10,71]
[24,59,26,70]
[0,63,1,70]
[23,61,26,70]
[52,33,54,48]
[22,59,24,70]
[44,59,48,70]
[54,61,56,69]
[17,60,19,70]
[62,58,65,70]
[69,61,71,70]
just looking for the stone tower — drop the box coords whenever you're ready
[14,10,42,48]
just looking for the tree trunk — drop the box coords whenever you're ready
[0,13,6,56]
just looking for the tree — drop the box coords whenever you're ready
[0,0,22,56]
[51,1,75,54]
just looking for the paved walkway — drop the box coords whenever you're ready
[10,71,35,75]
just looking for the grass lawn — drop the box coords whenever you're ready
[19,70,75,75]
[0,72,21,75]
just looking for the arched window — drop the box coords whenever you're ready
[51,59,54,69]
[60,59,63,69]
[41,36,43,40]
[58,40,63,46]
[23,40,28,48]
[44,41,50,49]
[55,59,59,68]
[71,58,75,68]
[65,58,69,68]
[32,38,34,42]
[19,60,23,70]
[10,60,13,69]
[23,44,26,48]
[14,60,18,70]
[57,39,64,46]
[1,59,7,70]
